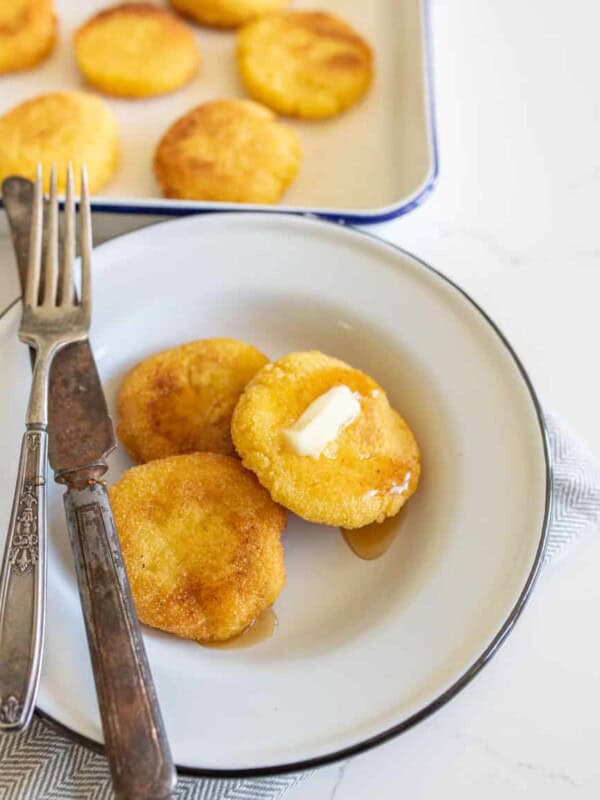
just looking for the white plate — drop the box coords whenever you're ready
[0,214,549,776]
[0,0,436,223]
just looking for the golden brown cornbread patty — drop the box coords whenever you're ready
[169,0,288,29]
[237,11,373,119]
[0,0,56,74]
[231,351,420,528]
[110,453,287,642]
[117,338,269,462]
[0,91,119,193]
[74,3,200,98]
[153,98,301,203]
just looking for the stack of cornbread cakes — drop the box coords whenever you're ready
[111,339,420,644]
[0,0,374,201]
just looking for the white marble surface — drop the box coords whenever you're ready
[0,0,599,796]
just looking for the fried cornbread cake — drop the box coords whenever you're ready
[232,351,420,528]
[110,453,287,642]
[0,91,119,192]
[117,338,269,461]
[169,0,288,29]
[153,99,301,203]
[0,0,56,74]
[237,11,373,119]
[74,3,200,98]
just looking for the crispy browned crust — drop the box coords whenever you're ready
[153,99,301,203]
[117,338,269,462]
[0,91,119,192]
[231,351,421,528]
[237,11,374,119]
[169,0,288,29]
[74,2,200,98]
[110,453,287,642]
[0,0,56,74]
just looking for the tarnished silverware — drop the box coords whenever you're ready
[0,165,88,732]
[1,170,177,800]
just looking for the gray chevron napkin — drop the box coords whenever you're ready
[543,412,600,562]
[0,412,598,800]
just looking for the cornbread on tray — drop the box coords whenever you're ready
[169,0,288,29]
[237,11,374,119]
[0,91,119,193]
[0,0,56,74]
[74,2,200,98]
[153,99,301,203]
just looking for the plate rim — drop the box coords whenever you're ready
[0,214,551,778]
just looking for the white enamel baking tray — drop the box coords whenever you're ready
[0,0,437,223]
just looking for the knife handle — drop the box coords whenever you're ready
[0,428,47,732]
[64,482,176,800]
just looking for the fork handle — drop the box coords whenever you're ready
[64,482,176,800]
[0,428,47,732]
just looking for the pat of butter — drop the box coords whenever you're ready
[283,385,361,458]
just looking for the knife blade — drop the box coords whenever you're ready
[2,177,177,799]
[3,177,114,481]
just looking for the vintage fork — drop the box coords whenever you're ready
[0,164,90,731]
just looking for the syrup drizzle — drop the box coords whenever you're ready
[203,607,278,649]
[342,514,404,561]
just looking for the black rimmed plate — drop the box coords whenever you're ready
[0,213,549,775]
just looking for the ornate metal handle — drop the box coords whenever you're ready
[64,482,176,800]
[0,428,47,732]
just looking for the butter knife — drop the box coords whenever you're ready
[2,177,177,800]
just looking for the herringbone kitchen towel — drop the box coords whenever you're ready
[0,412,597,799]
[543,413,600,562]
[0,715,308,799]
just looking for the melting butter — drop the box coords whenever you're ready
[283,385,360,458]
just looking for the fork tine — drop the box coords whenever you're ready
[60,163,75,305]
[79,165,92,312]
[24,165,43,308]
[42,165,59,306]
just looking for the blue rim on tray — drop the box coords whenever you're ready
[6,0,438,227]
